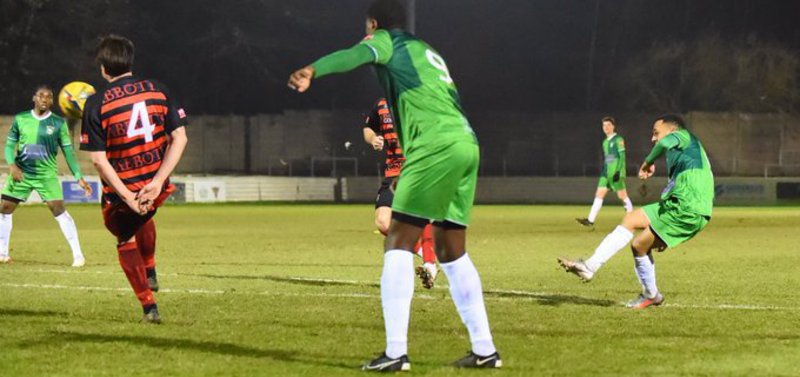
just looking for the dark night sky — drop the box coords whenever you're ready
[0,0,798,114]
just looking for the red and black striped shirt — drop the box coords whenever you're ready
[364,98,405,178]
[80,76,187,194]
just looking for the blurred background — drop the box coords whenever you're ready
[1,0,799,203]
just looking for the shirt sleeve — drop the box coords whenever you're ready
[80,95,106,152]
[5,118,18,165]
[162,85,188,134]
[358,29,394,65]
[363,105,381,133]
[644,134,680,164]
[310,44,376,79]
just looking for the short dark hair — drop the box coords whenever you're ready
[34,85,52,95]
[95,34,135,77]
[601,116,616,126]
[654,114,686,129]
[367,0,407,30]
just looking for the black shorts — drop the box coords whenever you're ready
[375,176,397,209]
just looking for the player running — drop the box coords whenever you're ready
[576,116,633,227]
[559,114,714,309]
[362,97,438,288]
[81,35,188,323]
[289,0,500,370]
[0,85,91,266]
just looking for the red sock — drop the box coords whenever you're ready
[421,223,436,264]
[136,219,157,269]
[117,241,155,308]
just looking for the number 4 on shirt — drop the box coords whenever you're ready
[126,101,155,142]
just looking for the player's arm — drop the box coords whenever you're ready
[136,93,189,209]
[57,123,92,196]
[288,30,393,92]
[88,151,139,205]
[362,111,384,150]
[639,134,679,179]
[5,122,22,182]
[616,138,626,180]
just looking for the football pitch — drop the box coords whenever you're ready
[1,203,798,376]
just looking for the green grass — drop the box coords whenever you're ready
[1,204,799,376]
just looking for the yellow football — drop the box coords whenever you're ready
[58,81,96,119]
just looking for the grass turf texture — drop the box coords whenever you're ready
[1,204,799,376]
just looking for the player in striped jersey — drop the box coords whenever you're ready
[363,98,437,288]
[80,35,188,324]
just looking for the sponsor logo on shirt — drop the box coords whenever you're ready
[178,108,186,119]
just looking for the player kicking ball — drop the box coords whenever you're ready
[81,35,188,323]
[362,97,438,288]
[289,0,500,371]
[559,114,714,309]
[0,86,91,266]
[576,116,633,227]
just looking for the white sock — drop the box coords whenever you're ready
[634,264,647,295]
[623,197,633,212]
[440,253,496,356]
[55,211,83,260]
[381,249,415,359]
[634,255,658,298]
[584,225,634,272]
[587,197,603,223]
[0,214,11,257]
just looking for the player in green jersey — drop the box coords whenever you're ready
[559,114,714,309]
[0,86,92,266]
[576,116,633,227]
[288,0,500,371]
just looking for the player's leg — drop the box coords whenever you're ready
[617,188,633,213]
[374,177,395,236]
[578,183,608,226]
[45,197,86,267]
[0,176,32,263]
[435,143,500,368]
[625,227,667,309]
[104,204,159,323]
[361,214,424,371]
[559,206,651,281]
[136,218,158,291]
[0,197,19,263]
[415,223,438,289]
[364,146,457,371]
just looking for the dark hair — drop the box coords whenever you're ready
[367,0,407,30]
[34,85,52,95]
[601,116,616,126]
[95,34,135,77]
[654,114,686,129]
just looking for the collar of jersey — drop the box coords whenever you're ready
[30,110,52,121]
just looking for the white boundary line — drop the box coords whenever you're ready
[1,280,794,311]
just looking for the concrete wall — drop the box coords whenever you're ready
[2,111,799,178]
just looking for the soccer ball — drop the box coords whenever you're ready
[58,81,96,119]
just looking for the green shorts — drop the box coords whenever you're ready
[392,141,479,226]
[1,174,63,202]
[643,198,709,249]
[598,173,626,192]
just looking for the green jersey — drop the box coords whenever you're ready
[358,29,476,153]
[5,110,81,179]
[645,129,714,216]
[601,133,626,177]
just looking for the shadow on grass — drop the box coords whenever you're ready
[485,289,617,307]
[27,331,356,370]
[0,308,67,317]
[189,273,381,289]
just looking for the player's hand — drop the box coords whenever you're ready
[638,163,655,180]
[136,180,163,213]
[372,136,385,150]
[9,164,23,182]
[122,193,147,215]
[288,66,315,93]
[78,178,93,197]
